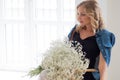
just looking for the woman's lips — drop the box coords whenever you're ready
[80,21,83,23]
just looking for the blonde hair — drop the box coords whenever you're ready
[76,0,105,32]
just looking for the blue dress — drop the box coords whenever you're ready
[72,32,100,80]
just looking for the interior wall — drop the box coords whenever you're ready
[107,0,120,80]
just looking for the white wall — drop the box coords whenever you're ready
[107,0,120,80]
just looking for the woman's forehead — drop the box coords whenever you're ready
[77,6,86,13]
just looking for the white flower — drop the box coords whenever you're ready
[40,39,89,80]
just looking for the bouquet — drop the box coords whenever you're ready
[28,38,89,80]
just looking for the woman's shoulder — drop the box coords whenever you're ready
[96,29,115,37]
[96,29,115,47]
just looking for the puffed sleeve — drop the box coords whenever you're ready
[110,33,115,47]
[97,29,116,66]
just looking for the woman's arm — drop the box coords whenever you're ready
[98,52,108,80]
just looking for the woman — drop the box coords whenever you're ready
[68,0,115,80]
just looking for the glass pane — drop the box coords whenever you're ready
[43,0,56,9]
[34,9,57,21]
[50,0,57,9]
[43,10,57,21]
[0,25,6,65]
[4,23,37,68]
[64,0,75,10]
[35,0,44,9]
[63,23,75,36]
[12,0,24,8]
[34,0,57,9]
[12,0,19,8]
[43,0,50,9]
[5,24,13,64]
[4,8,12,19]
[34,9,44,20]
[33,0,57,21]
[36,24,57,53]
[63,10,75,22]
[18,0,24,8]
[4,0,12,8]
[3,0,25,20]
[36,24,58,64]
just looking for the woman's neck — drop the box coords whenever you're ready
[85,25,95,33]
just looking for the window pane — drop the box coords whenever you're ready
[34,9,57,21]
[34,0,44,9]
[43,0,57,9]
[63,0,75,22]
[33,0,57,21]
[64,0,75,10]
[36,24,58,64]
[50,0,57,9]
[63,23,75,36]
[36,24,58,53]
[3,0,25,20]
[63,10,75,22]
[0,25,6,65]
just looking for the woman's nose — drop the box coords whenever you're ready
[78,15,82,20]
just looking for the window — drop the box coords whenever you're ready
[0,0,75,71]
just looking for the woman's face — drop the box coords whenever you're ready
[77,6,91,27]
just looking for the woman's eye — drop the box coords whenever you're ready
[77,13,86,16]
[81,13,86,16]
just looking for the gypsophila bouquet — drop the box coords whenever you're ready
[28,38,89,80]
